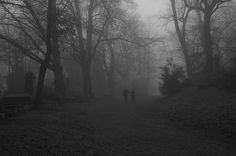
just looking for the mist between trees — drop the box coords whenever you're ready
[0,0,235,108]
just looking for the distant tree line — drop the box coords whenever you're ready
[160,0,236,95]
[0,0,160,108]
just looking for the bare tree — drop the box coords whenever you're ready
[170,0,193,78]
[184,0,231,73]
[0,0,66,105]
[66,0,121,98]
[34,0,57,108]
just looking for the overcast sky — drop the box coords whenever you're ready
[131,0,170,37]
[134,0,168,19]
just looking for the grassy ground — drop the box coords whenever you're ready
[0,88,236,155]
[0,102,122,155]
[152,86,236,136]
[87,97,236,156]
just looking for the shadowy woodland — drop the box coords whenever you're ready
[0,0,236,155]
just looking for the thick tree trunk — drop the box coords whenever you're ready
[33,62,49,108]
[33,0,55,109]
[53,65,65,103]
[50,0,66,104]
[182,46,192,78]
[52,40,66,104]
[203,14,213,73]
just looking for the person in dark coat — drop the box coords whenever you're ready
[131,89,136,104]
[122,88,129,104]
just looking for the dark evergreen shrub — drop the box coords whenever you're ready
[159,58,186,95]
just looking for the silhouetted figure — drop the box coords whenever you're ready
[122,88,129,104]
[131,89,136,104]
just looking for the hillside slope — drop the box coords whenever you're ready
[155,86,236,136]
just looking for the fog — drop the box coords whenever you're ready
[0,0,236,155]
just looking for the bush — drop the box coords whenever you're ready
[159,58,186,95]
[221,65,236,93]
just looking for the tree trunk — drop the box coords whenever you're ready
[182,46,192,78]
[107,40,115,97]
[53,65,65,103]
[33,0,55,109]
[171,0,192,78]
[52,38,66,104]
[203,13,213,73]
[33,62,50,108]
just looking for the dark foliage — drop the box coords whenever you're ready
[159,58,186,95]
[221,64,236,93]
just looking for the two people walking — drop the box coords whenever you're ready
[122,88,136,104]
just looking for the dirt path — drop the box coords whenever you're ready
[0,99,235,155]
[87,99,236,156]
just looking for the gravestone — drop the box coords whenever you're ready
[25,71,35,95]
